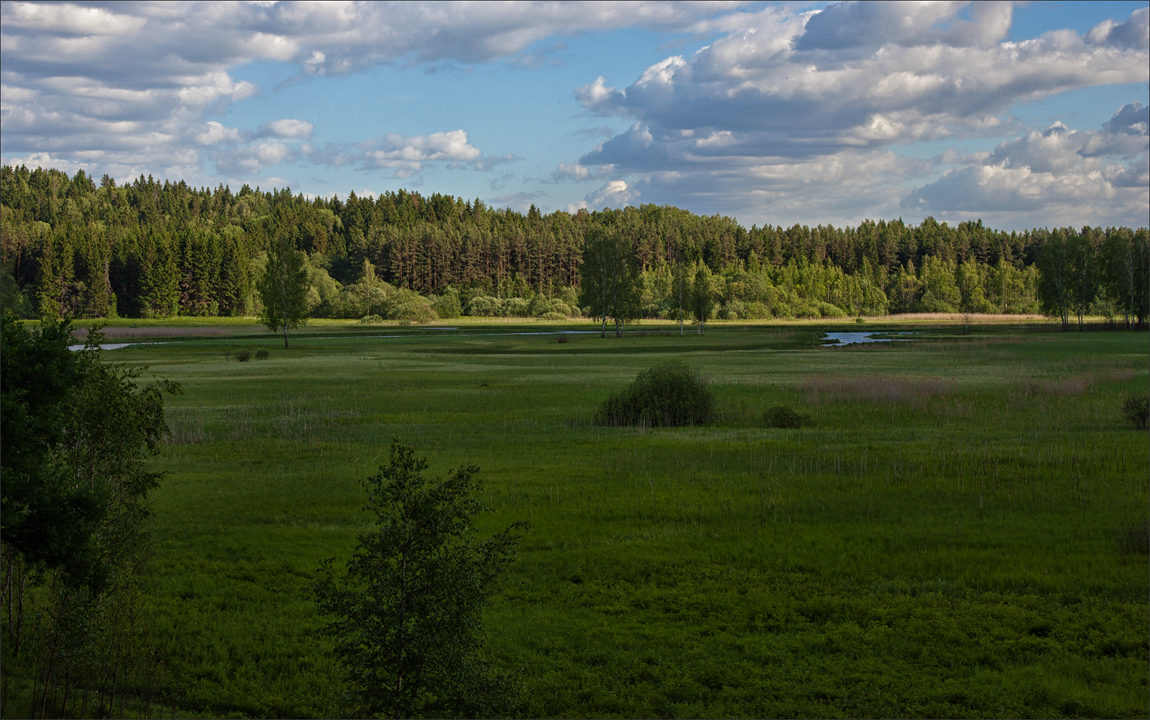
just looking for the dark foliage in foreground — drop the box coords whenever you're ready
[598,361,715,427]
[314,439,526,719]
[1,312,179,716]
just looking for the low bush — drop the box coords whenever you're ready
[503,297,530,317]
[393,300,438,324]
[1115,519,1150,564]
[764,405,805,429]
[255,348,270,361]
[465,295,502,317]
[598,361,714,427]
[430,292,462,319]
[540,311,568,322]
[359,314,383,324]
[1123,392,1148,429]
[236,349,252,362]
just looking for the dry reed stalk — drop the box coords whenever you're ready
[1110,369,1137,383]
[803,375,951,408]
[71,326,238,339]
[1022,375,1094,396]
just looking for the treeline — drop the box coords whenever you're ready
[1,165,1147,327]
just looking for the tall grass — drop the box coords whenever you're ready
[5,324,1144,718]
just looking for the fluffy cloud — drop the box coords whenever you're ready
[1086,6,1150,49]
[904,104,1149,228]
[363,131,482,177]
[195,121,243,146]
[257,118,314,139]
[0,1,735,180]
[488,190,547,213]
[212,142,294,175]
[576,4,1146,152]
[550,162,613,182]
[567,180,640,212]
[301,130,484,178]
[566,1,1148,226]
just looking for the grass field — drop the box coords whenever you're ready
[4,319,1148,718]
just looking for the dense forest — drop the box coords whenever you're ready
[1,165,1147,328]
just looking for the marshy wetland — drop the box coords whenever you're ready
[5,319,1148,718]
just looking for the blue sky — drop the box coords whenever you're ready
[2,1,1147,230]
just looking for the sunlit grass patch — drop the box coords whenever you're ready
[10,320,1143,719]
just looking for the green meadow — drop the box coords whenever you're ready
[8,320,1149,718]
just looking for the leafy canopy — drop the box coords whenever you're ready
[257,237,310,347]
[598,361,716,427]
[314,439,525,719]
[0,313,178,591]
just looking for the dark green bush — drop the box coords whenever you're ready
[236,349,252,362]
[255,348,270,361]
[431,291,462,319]
[764,405,805,429]
[1115,519,1149,563]
[598,361,714,427]
[1122,392,1148,429]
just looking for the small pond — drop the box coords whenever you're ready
[68,343,134,351]
[823,332,918,346]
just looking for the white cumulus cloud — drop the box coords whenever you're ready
[567,179,640,212]
[563,1,1149,227]
[904,104,1149,228]
[257,118,315,139]
[0,1,735,183]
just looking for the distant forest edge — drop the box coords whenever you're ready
[2,165,1147,329]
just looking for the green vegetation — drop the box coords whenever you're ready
[763,404,806,429]
[2,319,1145,718]
[1122,392,1148,430]
[1,316,179,716]
[598,361,715,427]
[315,440,525,719]
[257,237,310,348]
[3,166,1147,330]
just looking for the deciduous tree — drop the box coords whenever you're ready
[257,237,310,347]
[315,440,525,719]
[580,227,639,338]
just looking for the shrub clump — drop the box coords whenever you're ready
[598,361,715,427]
[1115,519,1150,564]
[255,348,270,361]
[235,348,252,362]
[764,405,806,429]
[1122,392,1148,429]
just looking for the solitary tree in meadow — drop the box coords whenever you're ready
[257,237,310,347]
[1037,231,1072,330]
[580,227,640,337]
[692,263,715,334]
[315,439,526,719]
